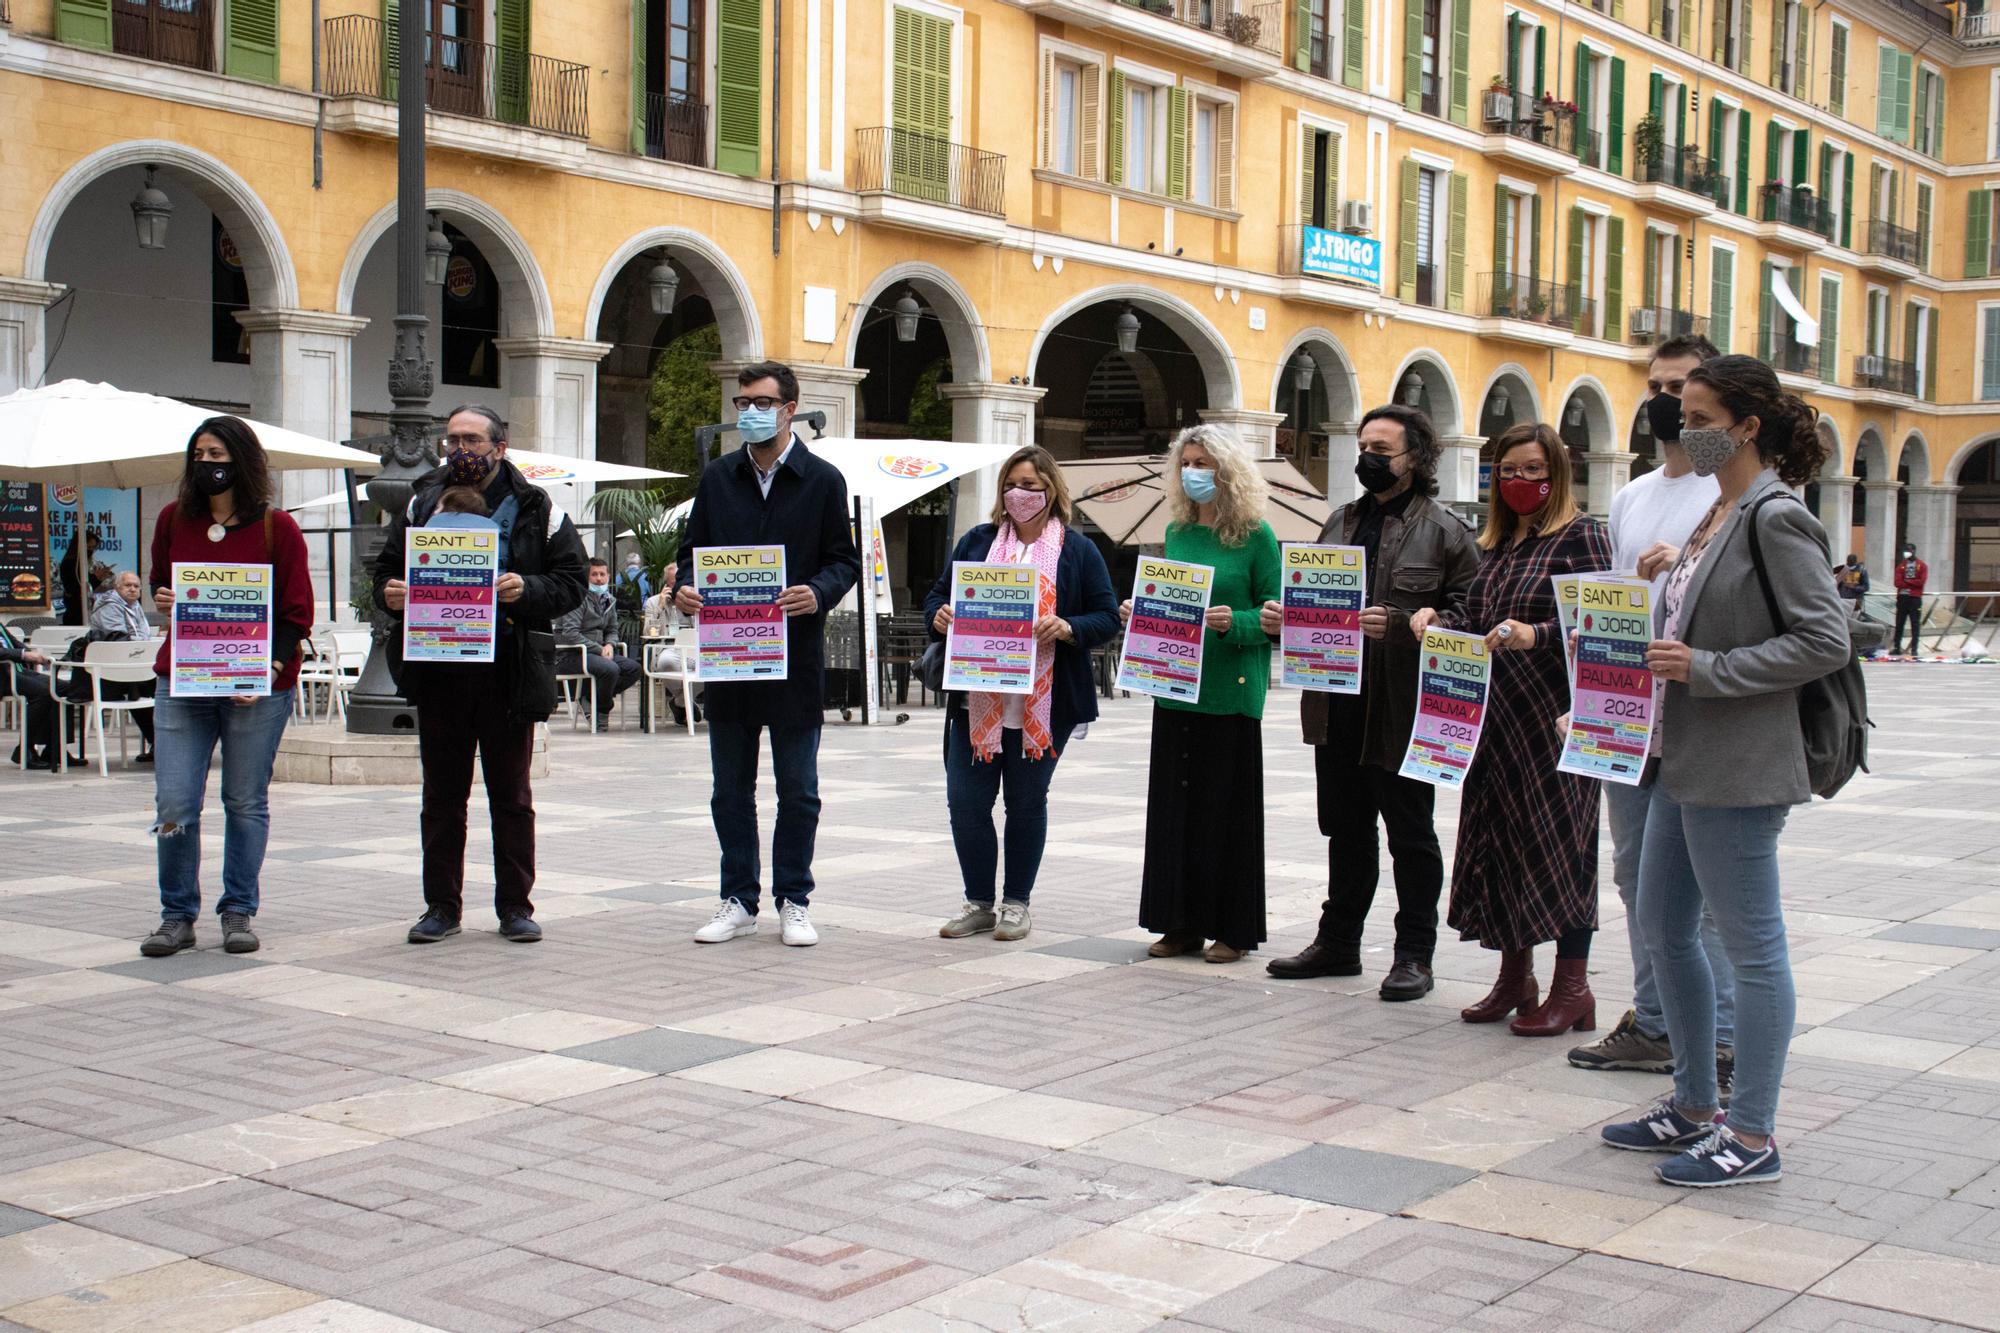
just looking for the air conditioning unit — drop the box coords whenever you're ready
[1342,200,1374,235]
[1858,354,1884,378]
[1630,308,1659,337]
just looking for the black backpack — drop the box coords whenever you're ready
[1744,493,1872,799]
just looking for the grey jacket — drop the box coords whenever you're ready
[554,590,619,652]
[1656,470,1852,808]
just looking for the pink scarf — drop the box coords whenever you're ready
[968,518,1062,762]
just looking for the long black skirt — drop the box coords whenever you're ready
[1138,706,1267,949]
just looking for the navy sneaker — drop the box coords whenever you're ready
[1601,1097,1718,1152]
[1657,1124,1781,1187]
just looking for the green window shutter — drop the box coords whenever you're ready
[1841,151,1854,249]
[716,0,763,176]
[1507,16,1521,88]
[1447,172,1467,310]
[1830,25,1846,117]
[1107,70,1126,186]
[1398,160,1420,301]
[496,0,531,125]
[1567,206,1585,331]
[1819,278,1839,383]
[1969,191,1991,278]
[1649,0,1662,37]
[382,0,398,99]
[1712,0,1727,63]
[1608,57,1626,175]
[1792,129,1808,186]
[55,0,112,50]
[1735,112,1751,212]
[1574,46,1589,139]
[1903,300,1919,372]
[1403,0,1423,112]
[1530,193,1541,284]
[1917,182,1932,271]
[1926,307,1939,399]
[1166,86,1188,200]
[1913,70,1929,155]
[1605,217,1624,341]
[1611,0,1622,20]
[630,0,647,154]
[1449,0,1470,126]
[1643,231,1659,307]
[1894,52,1913,143]
[1648,71,1663,122]
[1294,0,1312,71]
[1770,0,1785,87]
[1301,134,1319,224]
[1711,249,1733,353]
[1672,244,1682,309]
[1758,260,1774,359]
[1876,46,1896,138]
[1676,83,1687,145]
[1817,143,1832,200]
[1493,181,1510,282]
[1765,122,1781,187]
[1343,0,1365,88]
[1985,309,2000,398]
[1707,100,1723,163]
[223,0,279,83]
[1324,131,1338,214]
[1534,26,1546,96]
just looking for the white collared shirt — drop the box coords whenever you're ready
[750,438,796,499]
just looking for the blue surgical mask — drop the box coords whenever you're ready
[590,584,613,601]
[1181,468,1218,503]
[737,406,781,445]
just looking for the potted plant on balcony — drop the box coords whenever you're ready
[1220,10,1262,44]
[1633,114,1665,180]
[1526,290,1551,320]
[1492,277,1518,316]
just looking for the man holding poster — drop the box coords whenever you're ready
[1260,405,1477,1001]
[675,363,861,949]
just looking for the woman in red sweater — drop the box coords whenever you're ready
[139,416,315,959]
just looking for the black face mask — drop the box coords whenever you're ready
[192,461,237,497]
[1645,391,1683,443]
[1354,452,1401,495]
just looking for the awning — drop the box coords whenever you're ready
[1772,268,1819,346]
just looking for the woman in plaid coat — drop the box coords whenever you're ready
[1412,423,1611,1038]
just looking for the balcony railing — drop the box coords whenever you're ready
[1574,126,1604,170]
[855,127,1006,217]
[1767,340,1819,376]
[1855,354,1918,394]
[113,0,215,71]
[1867,219,1922,267]
[641,93,706,168]
[1481,93,1579,155]
[1636,144,1728,204]
[1962,8,2000,43]
[1120,0,1284,54]
[321,15,590,139]
[1760,183,1836,240]
[1628,306,1710,344]
[1484,272,1583,329]
[1413,262,1439,308]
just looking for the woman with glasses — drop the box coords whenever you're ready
[1410,423,1611,1035]
[1120,424,1281,963]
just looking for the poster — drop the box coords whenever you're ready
[943,561,1039,694]
[1551,573,1584,685]
[695,545,787,681]
[1281,543,1366,693]
[1397,627,1491,788]
[1558,577,1658,785]
[403,515,500,663]
[170,562,272,697]
[1116,556,1213,703]
[47,486,140,621]
[0,482,49,610]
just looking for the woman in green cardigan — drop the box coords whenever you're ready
[1119,424,1281,963]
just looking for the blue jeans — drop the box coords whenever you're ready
[709,720,821,913]
[1638,792,1795,1138]
[1607,781,1737,1047]
[943,714,1071,905]
[152,690,294,921]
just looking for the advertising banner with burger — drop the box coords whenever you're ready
[46,485,140,620]
[0,481,50,610]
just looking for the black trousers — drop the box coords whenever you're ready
[4,668,57,755]
[417,670,536,919]
[1894,594,1924,654]
[1315,744,1443,963]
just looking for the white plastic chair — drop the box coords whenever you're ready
[62,640,158,776]
[4,661,26,770]
[557,640,633,733]
[294,634,338,722]
[643,627,701,736]
[28,626,87,653]
[324,632,373,722]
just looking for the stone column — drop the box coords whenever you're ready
[1197,408,1290,459]
[0,278,67,396]
[1439,435,1485,506]
[940,381,1047,536]
[789,365,870,439]
[1815,475,1858,557]
[1862,479,1902,580]
[1321,420,1360,507]
[495,337,613,551]
[1582,450,1636,518]
[1905,484,1960,595]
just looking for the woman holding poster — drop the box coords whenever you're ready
[1410,424,1610,1033]
[1120,426,1280,964]
[139,417,314,959]
[924,447,1118,941]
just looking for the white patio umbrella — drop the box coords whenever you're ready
[1063,453,1333,545]
[288,449,681,511]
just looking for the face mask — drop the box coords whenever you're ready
[1181,468,1218,504]
[625,558,642,572]
[1003,486,1049,526]
[737,406,781,445]
[1354,452,1401,495]
[192,461,236,497]
[446,448,493,488]
[1498,477,1551,516]
[1680,426,1742,477]
[1645,391,1684,443]
[590,584,613,601]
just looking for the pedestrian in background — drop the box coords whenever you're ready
[1892,544,1928,656]
[556,557,642,731]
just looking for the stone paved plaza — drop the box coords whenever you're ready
[1,665,1999,1331]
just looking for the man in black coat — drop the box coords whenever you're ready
[375,405,588,946]
[674,362,861,948]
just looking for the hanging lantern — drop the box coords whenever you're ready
[130,167,172,251]
[1114,306,1141,355]
[1565,397,1586,428]
[892,290,922,343]
[647,258,680,316]
[1400,372,1424,407]
[1490,384,1511,417]
[1291,352,1315,394]
[424,213,453,288]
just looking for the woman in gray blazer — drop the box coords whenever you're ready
[1599,355,1851,1189]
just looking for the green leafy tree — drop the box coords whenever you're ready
[907,357,953,441]
[645,322,722,504]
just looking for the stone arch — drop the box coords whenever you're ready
[26,139,299,309]
[584,227,762,359]
[1947,433,2000,485]
[1854,426,1889,479]
[1816,414,1845,476]
[1555,375,1616,450]
[336,191,553,338]
[1386,350,1461,437]
[1895,431,1933,486]
[1028,285,1239,409]
[1269,327,1360,425]
[847,261,990,384]
[1474,363,1543,437]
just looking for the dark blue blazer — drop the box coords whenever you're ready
[923,523,1119,738]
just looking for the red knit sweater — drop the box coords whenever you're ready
[148,505,316,691]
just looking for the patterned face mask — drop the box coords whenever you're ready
[1680,427,1743,478]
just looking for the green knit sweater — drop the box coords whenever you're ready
[1157,519,1282,720]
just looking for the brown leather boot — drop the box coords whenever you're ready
[1510,958,1597,1037]
[1460,948,1538,1024]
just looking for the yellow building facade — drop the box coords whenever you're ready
[5,0,2000,593]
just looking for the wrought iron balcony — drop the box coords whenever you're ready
[1766,340,1819,376]
[1635,145,1727,201]
[1121,0,1283,54]
[1484,273,1584,330]
[855,128,1006,217]
[1481,93,1579,155]
[321,15,590,139]
[1628,306,1710,345]
[1760,183,1836,240]
[641,93,706,168]
[1867,219,1922,267]
[1573,125,1604,170]
[1854,354,1918,395]
[113,0,215,71]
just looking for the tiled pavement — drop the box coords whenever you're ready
[1,665,1998,1330]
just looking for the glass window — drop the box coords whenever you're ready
[1981,307,2000,400]
[1127,84,1154,193]
[1193,103,1216,206]
[1055,65,1079,175]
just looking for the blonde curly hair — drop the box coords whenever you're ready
[1165,423,1269,548]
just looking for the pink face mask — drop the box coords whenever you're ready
[1003,486,1049,526]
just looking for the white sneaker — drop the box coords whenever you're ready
[779,901,818,947]
[694,898,756,943]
